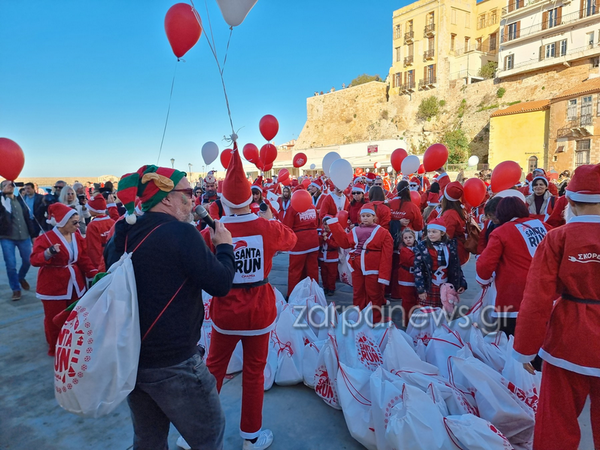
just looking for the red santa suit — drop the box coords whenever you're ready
[441,208,469,265]
[319,191,350,221]
[347,200,366,225]
[436,171,450,193]
[398,245,418,325]
[545,195,568,228]
[85,195,116,272]
[370,201,391,230]
[328,204,394,323]
[283,204,320,296]
[318,226,339,292]
[277,196,292,221]
[476,217,550,319]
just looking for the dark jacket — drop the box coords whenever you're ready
[413,238,467,294]
[24,193,45,236]
[105,212,235,369]
[0,194,36,239]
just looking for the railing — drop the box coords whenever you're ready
[423,49,435,60]
[557,115,594,138]
[404,30,414,42]
[404,55,414,66]
[401,81,416,91]
[424,23,436,35]
[501,8,599,44]
[419,76,437,88]
[452,42,498,56]
[502,0,542,16]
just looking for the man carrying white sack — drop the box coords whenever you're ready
[200,144,297,450]
[514,163,600,450]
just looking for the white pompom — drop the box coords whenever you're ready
[125,213,137,225]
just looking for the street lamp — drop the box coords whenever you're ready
[188,163,193,177]
[170,158,175,169]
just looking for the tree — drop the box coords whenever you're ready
[442,128,469,164]
[417,96,439,121]
[349,74,381,87]
[478,61,498,79]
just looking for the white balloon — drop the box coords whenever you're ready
[387,166,393,173]
[215,0,258,27]
[401,155,420,175]
[310,163,316,170]
[329,159,353,190]
[201,141,219,166]
[468,155,480,167]
[322,151,341,177]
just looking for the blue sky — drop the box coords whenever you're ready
[1,0,402,177]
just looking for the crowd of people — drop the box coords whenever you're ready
[0,155,598,450]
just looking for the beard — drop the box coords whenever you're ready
[563,203,575,223]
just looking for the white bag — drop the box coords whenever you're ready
[468,326,506,373]
[272,306,305,386]
[501,336,541,415]
[338,248,353,286]
[406,306,447,346]
[382,326,440,375]
[336,305,384,372]
[302,340,325,389]
[54,252,140,418]
[314,335,341,409]
[370,367,408,450]
[444,414,514,450]
[337,362,377,450]
[263,330,278,391]
[425,323,466,379]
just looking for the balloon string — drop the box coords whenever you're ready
[156,61,179,165]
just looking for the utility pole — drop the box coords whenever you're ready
[170,158,175,169]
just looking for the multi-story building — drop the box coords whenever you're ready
[549,76,600,172]
[497,0,600,78]
[389,0,504,96]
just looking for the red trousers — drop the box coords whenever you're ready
[319,261,337,291]
[534,362,600,450]
[399,285,419,327]
[41,296,78,356]
[287,251,319,296]
[350,258,384,323]
[206,329,270,439]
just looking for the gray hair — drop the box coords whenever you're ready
[58,185,78,206]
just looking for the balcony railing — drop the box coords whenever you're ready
[423,49,435,60]
[419,76,437,89]
[557,115,594,138]
[400,81,416,92]
[404,30,414,43]
[424,23,436,35]
[404,55,414,66]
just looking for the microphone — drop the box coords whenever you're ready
[195,205,215,230]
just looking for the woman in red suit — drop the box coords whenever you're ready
[30,203,98,356]
[440,181,469,265]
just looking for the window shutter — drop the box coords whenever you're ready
[516,21,521,38]
[503,25,508,43]
[432,64,437,82]
[508,0,515,12]
[424,66,428,82]
[504,55,508,69]
[580,0,585,18]
[557,7,562,25]
[542,11,548,29]
[539,45,545,60]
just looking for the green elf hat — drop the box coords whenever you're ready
[117,165,186,224]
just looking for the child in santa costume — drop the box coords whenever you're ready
[30,203,98,355]
[319,185,350,222]
[398,228,419,326]
[413,217,467,308]
[282,199,320,297]
[202,146,297,450]
[513,163,600,450]
[85,194,116,272]
[440,181,470,265]
[328,203,393,323]
[318,215,339,296]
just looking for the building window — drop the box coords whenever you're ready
[560,39,568,56]
[528,156,538,173]
[588,32,595,47]
[394,73,401,88]
[407,70,415,87]
[582,95,593,125]
[582,0,597,18]
[465,36,471,51]
[505,54,514,70]
[575,140,591,167]
[490,33,497,51]
[567,99,578,121]
[476,38,483,50]
[478,14,486,29]
[451,8,457,25]
[490,10,498,25]
[543,8,562,29]
[428,11,435,24]
[465,11,471,28]
[395,47,402,62]
[592,56,600,68]
[407,20,413,33]
[394,24,402,39]
[507,22,519,41]
[545,42,556,58]
[451,33,456,51]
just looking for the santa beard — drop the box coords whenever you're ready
[563,202,575,223]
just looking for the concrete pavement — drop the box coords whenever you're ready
[0,251,594,449]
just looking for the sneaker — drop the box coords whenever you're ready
[11,290,21,301]
[326,290,335,297]
[176,436,191,450]
[19,279,30,290]
[242,429,274,450]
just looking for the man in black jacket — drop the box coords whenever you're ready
[21,182,44,237]
[105,165,235,450]
[0,180,36,300]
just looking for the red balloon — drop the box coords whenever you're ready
[491,161,522,193]
[259,114,279,141]
[164,3,202,59]
[0,138,25,180]
[243,143,259,163]
[390,148,407,172]
[418,164,425,174]
[355,168,364,176]
[410,190,421,206]
[220,148,233,169]
[263,162,273,172]
[293,152,307,168]
[260,144,278,166]
[301,178,311,188]
[291,189,313,213]
[336,210,349,227]
[423,143,449,172]
[463,178,487,206]
[278,168,290,185]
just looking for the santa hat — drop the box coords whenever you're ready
[366,173,377,181]
[221,143,253,209]
[291,179,299,187]
[566,163,600,203]
[444,181,464,202]
[360,203,377,216]
[352,182,366,193]
[118,165,186,224]
[309,178,323,191]
[533,168,546,176]
[525,173,534,182]
[532,176,548,186]
[204,172,217,185]
[87,194,107,214]
[428,217,447,233]
[46,203,78,228]
[322,214,334,223]
[410,177,419,184]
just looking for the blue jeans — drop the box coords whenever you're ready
[0,238,32,291]
[128,351,225,450]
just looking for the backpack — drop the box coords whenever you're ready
[464,215,481,255]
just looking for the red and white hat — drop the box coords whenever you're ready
[444,181,464,202]
[360,203,377,216]
[531,175,549,186]
[366,172,377,181]
[410,177,420,185]
[46,203,78,228]
[221,143,253,209]
[566,163,600,203]
[352,182,366,193]
[204,172,217,185]
[309,178,323,191]
[87,194,107,214]
[428,217,447,233]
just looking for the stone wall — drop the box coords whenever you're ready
[295,58,597,168]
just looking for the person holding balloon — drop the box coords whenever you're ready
[327,203,394,323]
[439,181,470,265]
[319,185,350,223]
[277,186,292,221]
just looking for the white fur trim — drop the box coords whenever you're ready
[566,190,600,203]
[86,205,106,214]
[212,320,275,336]
[52,208,77,228]
[512,349,537,364]
[476,274,493,285]
[539,349,600,377]
[567,215,600,224]
[444,190,460,202]
[220,193,253,209]
[327,217,339,225]
[427,223,446,232]
[361,208,376,215]
[378,278,390,286]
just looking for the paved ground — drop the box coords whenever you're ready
[0,251,593,449]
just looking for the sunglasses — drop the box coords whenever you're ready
[54,186,64,189]
[172,188,194,198]
[352,192,363,195]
